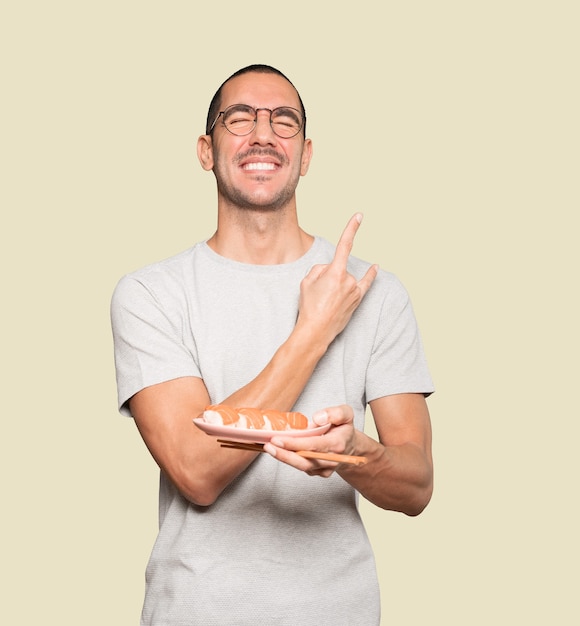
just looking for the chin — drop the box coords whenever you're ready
[222,187,296,212]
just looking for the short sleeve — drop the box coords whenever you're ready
[365,276,434,401]
[110,275,201,416]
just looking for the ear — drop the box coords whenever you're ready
[197,135,214,171]
[300,138,313,176]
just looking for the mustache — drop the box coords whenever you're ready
[234,148,288,166]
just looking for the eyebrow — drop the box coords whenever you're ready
[272,107,301,124]
[223,104,301,119]
[224,104,254,113]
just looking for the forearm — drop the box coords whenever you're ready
[224,322,328,410]
[338,430,433,516]
[132,323,330,507]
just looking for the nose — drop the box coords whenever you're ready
[250,109,277,145]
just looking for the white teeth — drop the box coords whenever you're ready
[243,162,276,171]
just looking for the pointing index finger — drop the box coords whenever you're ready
[332,213,363,268]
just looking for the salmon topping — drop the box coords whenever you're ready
[203,405,308,430]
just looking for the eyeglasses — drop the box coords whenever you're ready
[209,104,304,138]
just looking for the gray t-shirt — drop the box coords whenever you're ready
[111,237,434,625]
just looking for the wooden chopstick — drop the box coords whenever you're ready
[217,439,367,466]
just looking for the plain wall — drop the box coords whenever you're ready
[2,2,578,624]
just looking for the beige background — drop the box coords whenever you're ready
[2,2,578,624]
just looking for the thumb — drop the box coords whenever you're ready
[304,263,327,282]
[312,405,354,426]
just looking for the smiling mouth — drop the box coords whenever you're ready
[242,162,277,171]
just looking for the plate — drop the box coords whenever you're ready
[193,418,331,443]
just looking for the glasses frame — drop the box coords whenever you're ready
[208,104,305,138]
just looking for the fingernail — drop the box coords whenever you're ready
[263,442,277,457]
[355,213,363,223]
[312,410,329,425]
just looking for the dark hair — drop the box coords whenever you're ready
[205,64,307,136]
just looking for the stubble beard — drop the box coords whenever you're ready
[214,149,301,212]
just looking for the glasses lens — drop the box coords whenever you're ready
[221,105,304,137]
[271,107,303,138]
[222,105,256,136]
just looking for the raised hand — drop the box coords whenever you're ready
[296,213,378,347]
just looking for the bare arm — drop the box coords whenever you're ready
[130,322,333,507]
[129,214,378,506]
[341,393,433,515]
[265,393,433,516]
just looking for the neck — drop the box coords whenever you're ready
[207,206,313,264]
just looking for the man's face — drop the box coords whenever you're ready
[199,72,312,212]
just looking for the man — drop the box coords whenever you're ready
[111,64,434,625]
